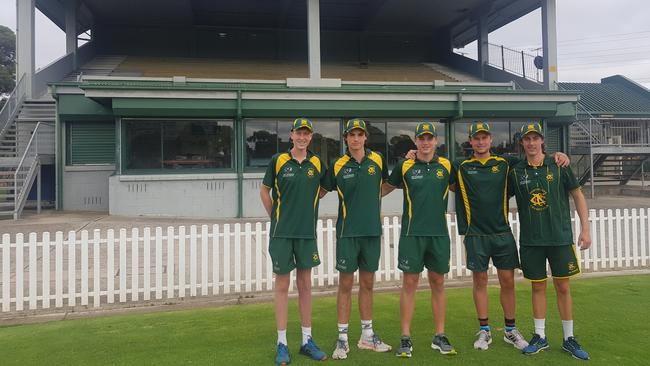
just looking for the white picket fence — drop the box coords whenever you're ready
[1,208,649,313]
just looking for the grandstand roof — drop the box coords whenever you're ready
[560,75,650,115]
[37,0,539,47]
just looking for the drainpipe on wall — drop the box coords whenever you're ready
[236,90,244,218]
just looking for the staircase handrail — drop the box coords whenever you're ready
[13,122,42,216]
[0,75,27,141]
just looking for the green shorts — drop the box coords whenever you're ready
[269,237,321,275]
[520,244,581,281]
[398,236,450,274]
[336,236,381,273]
[463,232,520,272]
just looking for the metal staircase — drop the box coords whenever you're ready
[0,74,55,219]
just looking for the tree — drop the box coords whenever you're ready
[0,25,16,96]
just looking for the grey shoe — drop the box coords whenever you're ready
[473,329,492,350]
[431,334,458,355]
[396,336,413,358]
[504,328,529,350]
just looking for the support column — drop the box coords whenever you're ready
[307,0,321,80]
[542,0,558,90]
[65,0,78,69]
[477,15,489,79]
[16,0,35,98]
[286,0,340,87]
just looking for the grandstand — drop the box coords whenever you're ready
[2,0,579,218]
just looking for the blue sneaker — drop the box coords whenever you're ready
[522,334,549,355]
[562,337,589,360]
[300,337,327,361]
[276,343,291,365]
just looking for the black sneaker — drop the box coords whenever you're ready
[431,334,457,355]
[396,335,413,358]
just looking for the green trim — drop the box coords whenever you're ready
[70,79,580,96]
[112,98,237,117]
[58,94,113,119]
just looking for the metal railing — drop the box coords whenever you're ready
[0,75,27,142]
[591,118,650,146]
[487,43,542,83]
[13,122,43,219]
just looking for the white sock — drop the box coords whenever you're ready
[534,318,546,338]
[361,319,374,339]
[338,323,349,341]
[277,329,287,345]
[301,326,312,346]
[562,320,574,340]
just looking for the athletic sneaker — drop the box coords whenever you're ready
[473,329,492,350]
[504,328,529,350]
[332,338,350,360]
[276,343,291,366]
[358,333,392,352]
[396,336,413,358]
[522,334,549,355]
[299,337,327,361]
[431,334,458,355]
[562,337,589,360]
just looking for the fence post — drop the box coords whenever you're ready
[521,50,526,79]
[501,45,505,70]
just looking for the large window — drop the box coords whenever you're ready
[454,120,539,158]
[245,119,340,168]
[123,119,233,172]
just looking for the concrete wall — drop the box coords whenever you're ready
[109,174,238,218]
[63,166,115,211]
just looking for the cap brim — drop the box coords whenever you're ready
[292,126,313,131]
[470,129,491,136]
[416,131,437,137]
[345,127,367,134]
[520,130,543,138]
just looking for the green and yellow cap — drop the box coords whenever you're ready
[415,122,437,137]
[468,121,491,137]
[519,122,544,139]
[291,117,313,131]
[344,118,368,134]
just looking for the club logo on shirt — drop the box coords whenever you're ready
[307,168,315,178]
[368,165,376,175]
[491,165,500,173]
[519,173,530,185]
[312,252,320,262]
[546,172,554,182]
[436,169,445,179]
[529,188,548,211]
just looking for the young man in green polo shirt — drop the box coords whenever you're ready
[260,118,328,365]
[321,119,392,360]
[508,123,591,361]
[383,122,457,358]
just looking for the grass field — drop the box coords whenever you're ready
[1,274,648,365]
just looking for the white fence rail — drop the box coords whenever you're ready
[1,209,649,313]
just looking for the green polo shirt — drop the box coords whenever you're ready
[323,149,388,238]
[508,156,581,246]
[453,155,519,236]
[262,150,327,239]
[387,157,452,237]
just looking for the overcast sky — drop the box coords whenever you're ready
[0,0,648,88]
